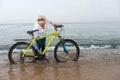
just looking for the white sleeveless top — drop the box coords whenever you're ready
[33,19,51,38]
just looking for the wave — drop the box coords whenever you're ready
[1,44,120,54]
[1,38,120,54]
[0,50,8,54]
[79,45,111,49]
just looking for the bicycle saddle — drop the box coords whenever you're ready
[27,29,39,35]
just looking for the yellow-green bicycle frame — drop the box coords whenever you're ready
[22,30,60,58]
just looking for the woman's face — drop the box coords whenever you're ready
[37,18,46,26]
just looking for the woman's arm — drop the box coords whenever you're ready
[50,21,56,27]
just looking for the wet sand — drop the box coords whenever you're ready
[0,49,120,80]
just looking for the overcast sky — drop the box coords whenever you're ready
[0,0,120,23]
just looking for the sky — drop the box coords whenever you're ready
[0,0,120,23]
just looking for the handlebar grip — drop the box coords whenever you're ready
[55,24,64,30]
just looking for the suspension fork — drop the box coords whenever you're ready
[58,35,68,53]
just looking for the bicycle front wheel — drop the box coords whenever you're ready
[54,39,80,62]
[8,42,36,64]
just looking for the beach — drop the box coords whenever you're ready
[0,49,120,80]
[0,0,120,79]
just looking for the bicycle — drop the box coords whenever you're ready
[8,25,80,64]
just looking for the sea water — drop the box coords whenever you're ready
[0,22,120,53]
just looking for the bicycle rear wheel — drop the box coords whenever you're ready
[8,42,36,64]
[54,39,80,62]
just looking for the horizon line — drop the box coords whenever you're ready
[0,21,120,24]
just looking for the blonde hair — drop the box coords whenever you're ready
[37,15,46,20]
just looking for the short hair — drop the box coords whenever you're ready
[37,15,46,20]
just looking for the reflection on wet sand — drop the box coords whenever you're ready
[6,62,81,80]
[0,49,120,80]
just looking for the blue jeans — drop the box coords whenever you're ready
[36,38,46,58]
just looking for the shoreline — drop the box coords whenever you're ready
[0,49,120,80]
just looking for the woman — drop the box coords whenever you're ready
[33,15,56,62]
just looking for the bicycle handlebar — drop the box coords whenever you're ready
[54,24,64,30]
[55,25,64,28]
[27,24,64,38]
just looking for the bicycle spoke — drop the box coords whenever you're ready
[8,42,36,64]
[54,39,80,62]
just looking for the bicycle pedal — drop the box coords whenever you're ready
[34,57,39,62]
[39,58,49,62]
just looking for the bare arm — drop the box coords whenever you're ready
[50,21,56,27]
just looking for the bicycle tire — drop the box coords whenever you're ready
[8,42,36,64]
[54,39,80,62]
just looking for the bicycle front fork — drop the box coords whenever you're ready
[59,36,69,54]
